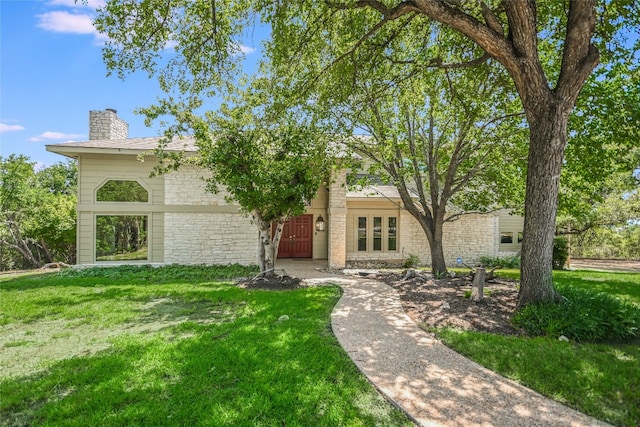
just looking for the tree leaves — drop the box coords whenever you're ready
[0,155,77,269]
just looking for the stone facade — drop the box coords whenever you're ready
[164,167,227,205]
[89,109,129,140]
[163,167,258,265]
[164,213,256,265]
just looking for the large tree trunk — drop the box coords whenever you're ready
[254,210,285,274]
[427,222,447,276]
[518,101,567,306]
[257,225,277,273]
[414,213,448,276]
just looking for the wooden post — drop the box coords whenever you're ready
[471,267,485,303]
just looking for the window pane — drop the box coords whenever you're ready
[517,232,523,243]
[97,180,148,202]
[358,217,367,251]
[388,217,397,251]
[96,215,148,261]
[500,232,513,244]
[373,217,382,251]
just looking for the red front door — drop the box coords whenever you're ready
[277,215,313,258]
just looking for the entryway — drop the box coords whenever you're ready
[277,215,313,258]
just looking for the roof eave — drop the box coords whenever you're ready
[45,145,151,158]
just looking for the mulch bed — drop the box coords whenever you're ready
[236,272,305,290]
[377,271,521,335]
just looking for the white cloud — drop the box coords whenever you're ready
[48,0,105,9]
[0,124,26,133]
[239,44,256,54]
[29,131,85,142]
[229,42,256,56]
[37,10,96,34]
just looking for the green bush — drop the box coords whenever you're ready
[553,237,569,270]
[403,254,420,268]
[479,255,521,268]
[513,284,640,342]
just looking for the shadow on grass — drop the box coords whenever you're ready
[0,286,412,427]
[438,330,640,427]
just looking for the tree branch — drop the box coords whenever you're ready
[556,0,600,108]
[383,51,491,69]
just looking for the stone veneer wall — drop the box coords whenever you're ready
[163,167,258,265]
[164,213,256,265]
[89,109,129,140]
[347,210,499,266]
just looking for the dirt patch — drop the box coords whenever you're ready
[359,259,639,335]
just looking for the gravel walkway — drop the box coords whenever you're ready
[328,277,609,427]
[281,262,610,427]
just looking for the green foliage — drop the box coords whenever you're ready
[403,254,419,269]
[95,215,148,260]
[513,284,640,342]
[572,224,640,260]
[0,155,77,270]
[559,63,640,226]
[332,58,526,274]
[553,237,569,270]
[96,180,149,202]
[479,255,521,269]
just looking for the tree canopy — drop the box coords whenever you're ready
[0,155,77,269]
[332,59,527,274]
[147,80,335,272]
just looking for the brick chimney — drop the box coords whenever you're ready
[89,109,129,140]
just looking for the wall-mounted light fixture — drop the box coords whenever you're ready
[315,215,325,232]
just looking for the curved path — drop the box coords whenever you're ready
[280,261,610,427]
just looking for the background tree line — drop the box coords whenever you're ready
[0,155,77,270]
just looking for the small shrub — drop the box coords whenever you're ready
[479,255,521,268]
[463,289,492,298]
[553,237,569,270]
[513,284,640,342]
[434,270,447,279]
[403,254,420,268]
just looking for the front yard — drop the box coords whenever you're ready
[2,264,639,426]
[0,265,412,426]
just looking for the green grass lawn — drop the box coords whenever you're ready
[0,265,412,427]
[438,269,640,427]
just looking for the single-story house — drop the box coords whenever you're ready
[46,109,524,269]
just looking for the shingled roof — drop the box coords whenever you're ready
[46,136,197,158]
